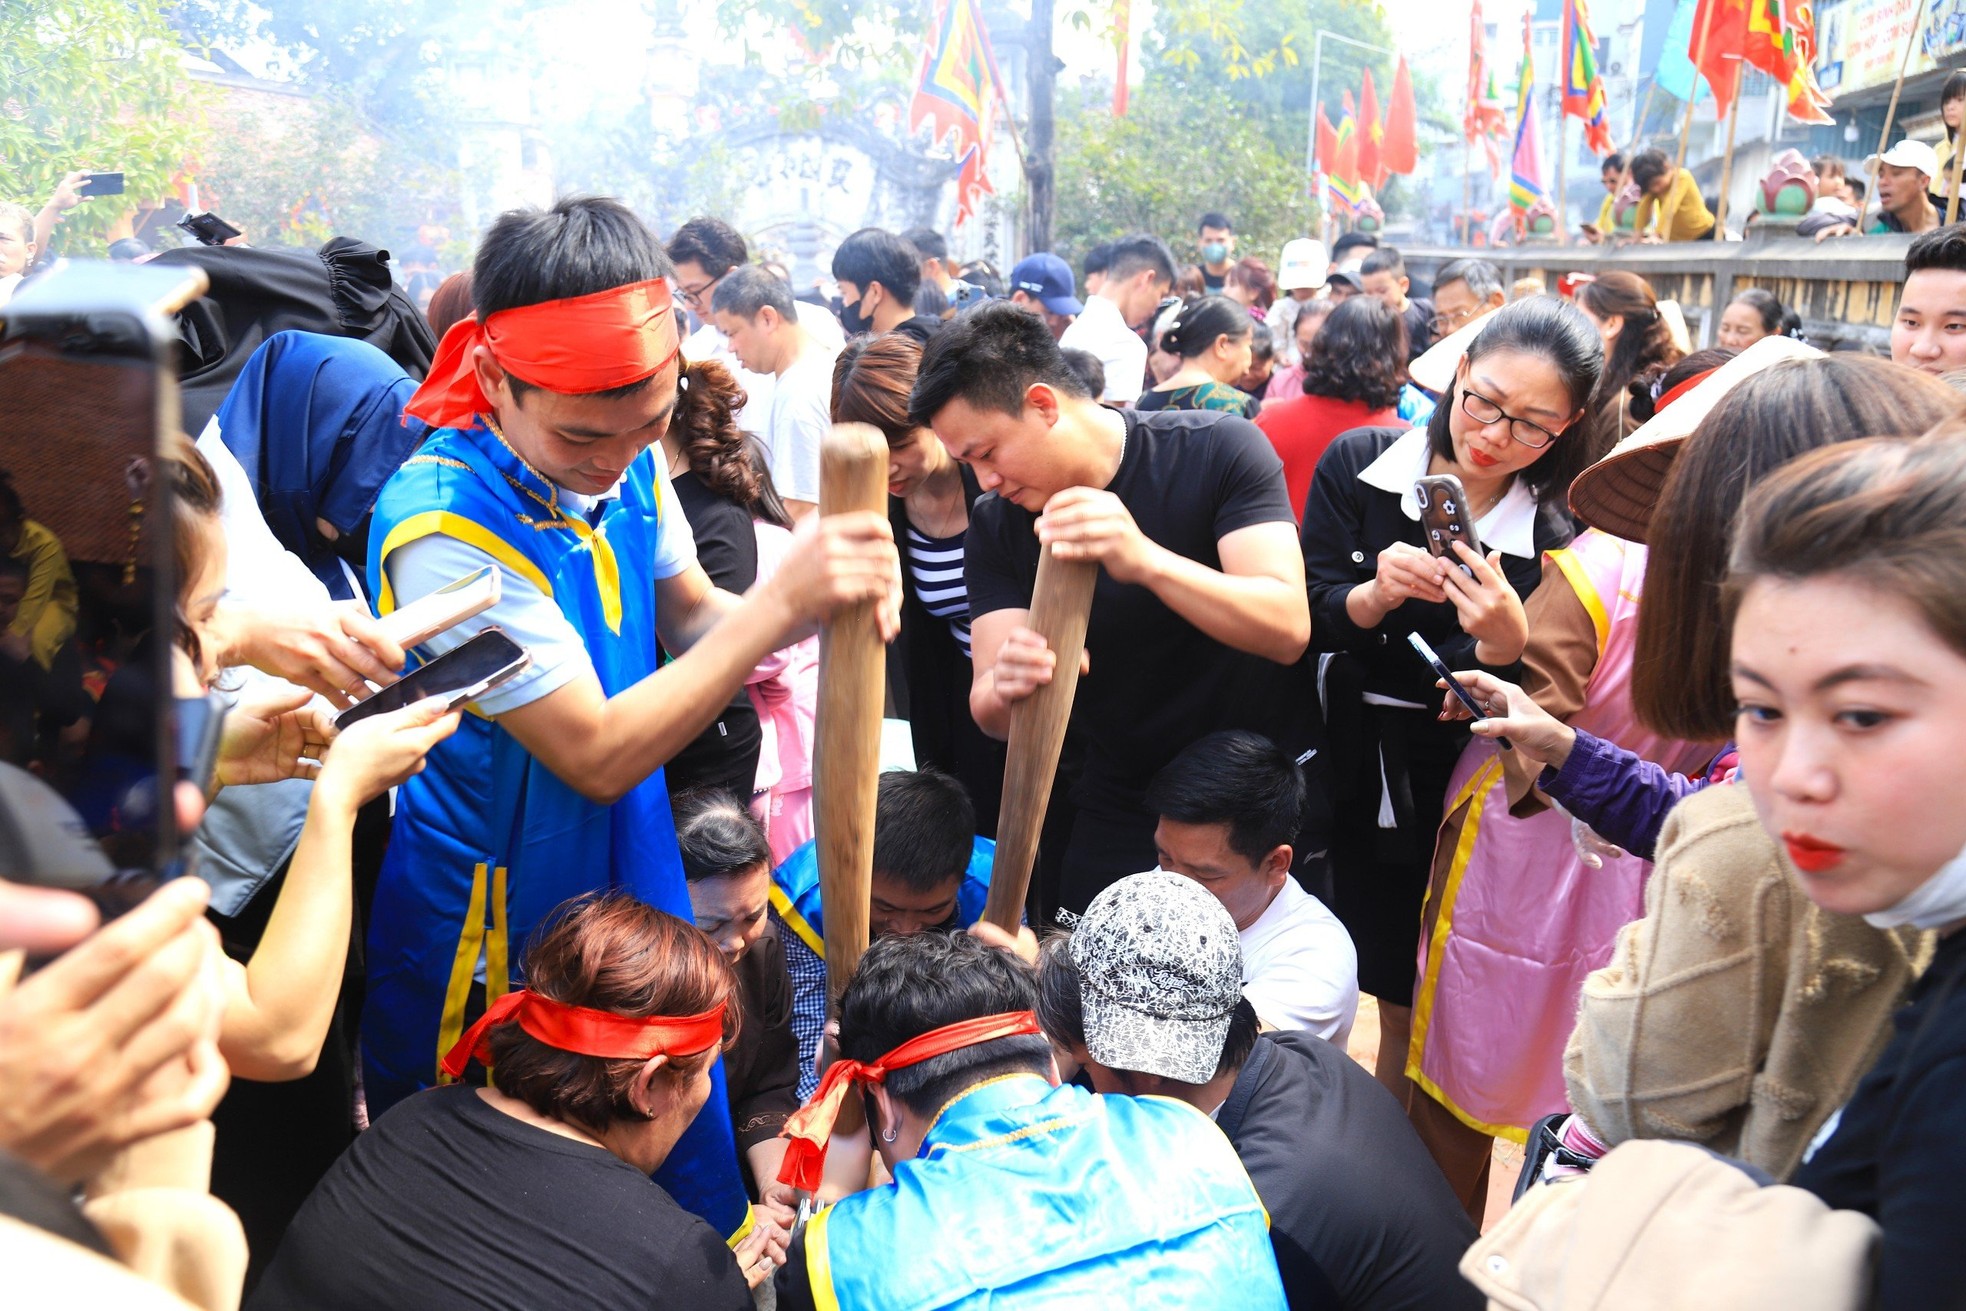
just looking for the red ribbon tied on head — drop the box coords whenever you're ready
[774,1010,1043,1193]
[404,277,682,431]
[1652,366,1718,417]
[439,988,726,1082]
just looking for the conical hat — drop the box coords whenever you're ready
[1567,334,1823,543]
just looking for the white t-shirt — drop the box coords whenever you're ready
[765,343,840,506]
[383,456,698,716]
[1240,875,1360,1047]
[1058,294,1148,405]
[683,301,845,439]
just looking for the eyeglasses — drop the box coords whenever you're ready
[1430,306,1481,336]
[678,272,725,310]
[1460,386,1563,450]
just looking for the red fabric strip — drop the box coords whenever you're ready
[440,988,725,1081]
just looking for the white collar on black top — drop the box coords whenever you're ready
[1355,426,1539,560]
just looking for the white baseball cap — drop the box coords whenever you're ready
[1869,139,1940,180]
[1277,238,1329,293]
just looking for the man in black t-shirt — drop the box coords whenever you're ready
[909,302,1310,918]
[1038,871,1483,1311]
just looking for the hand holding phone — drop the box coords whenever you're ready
[335,628,530,731]
[79,172,126,197]
[1407,631,1513,750]
[376,566,502,652]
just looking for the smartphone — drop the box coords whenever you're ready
[335,628,529,731]
[1414,474,1484,578]
[79,172,126,197]
[375,565,502,652]
[176,211,243,247]
[0,258,212,895]
[1407,631,1512,750]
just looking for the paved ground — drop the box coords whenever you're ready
[1346,996,1524,1231]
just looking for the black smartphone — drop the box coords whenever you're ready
[1407,631,1513,750]
[335,628,530,731]
[176,211,243,247]
[0,259,211,901]
[1414,474,1484,578]
[79,172,126,197]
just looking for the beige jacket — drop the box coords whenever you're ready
[1463,1139,1877,1310]
[1564,784,1927,1180]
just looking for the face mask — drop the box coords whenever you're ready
[840,293,873,336]
[1201,242,1229,265]
[1864,838,1966,931]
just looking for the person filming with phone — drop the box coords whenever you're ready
[1300,297,1606,1100]
[359,196,899,1246]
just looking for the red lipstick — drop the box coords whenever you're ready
[1783,833,1846,873]
[1467,448,1499,469]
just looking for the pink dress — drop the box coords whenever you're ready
[746,520,817,864]
[1406,531,1719,1139]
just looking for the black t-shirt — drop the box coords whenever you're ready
[889,314,945,346]
[1794,928,1966,1309]
[250,1085,751,1311]
[664,469,762,798]
[1402,297,1435,360]
[966,407,1299,814]
[1218,1032,1482,1310]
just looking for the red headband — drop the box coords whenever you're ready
[775,1010,1043,1193]
[1653,366,1718,416]
[404,277,682,431]
[439,988,726,1082]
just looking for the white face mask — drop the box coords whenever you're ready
[1864,838,1966,931]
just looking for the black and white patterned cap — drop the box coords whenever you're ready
[1069,870,1243,1084]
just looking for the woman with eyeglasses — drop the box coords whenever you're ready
[1300,297,1607,1102]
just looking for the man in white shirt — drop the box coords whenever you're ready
[713,265,841,520]
[1057,232,1175,406]
[666,216,842,434]
[1147,729,1359,1046]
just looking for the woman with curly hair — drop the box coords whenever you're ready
[1576,271,1683,441]
[1255,297,1407,521]
[657,357,789,801]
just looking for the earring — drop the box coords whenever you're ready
[880,1124,899,1144]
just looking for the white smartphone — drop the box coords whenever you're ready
[376,565,502,651]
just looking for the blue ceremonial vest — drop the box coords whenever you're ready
[804,1076,1286,1310]
[770,835,995,958]
[359,422,748,1236]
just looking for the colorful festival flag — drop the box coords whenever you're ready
[1691,0,1750,121]
[1743,0,1834,123]
[1466,0,1510,177]
[1316,104,1338,180]
[1329,92,1366,213]
[1510,15,1549,227]
[1382,56,1419,176]
[1561,0,1616,156]
[909,0,1010,226]
[1358,68,1384,190]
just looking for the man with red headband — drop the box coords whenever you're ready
[771,931,1285,1309]
[360,197,900,1241]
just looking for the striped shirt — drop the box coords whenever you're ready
[906,523,971,659]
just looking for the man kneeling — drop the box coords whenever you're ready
[774,931,1284,1309]
[1039,871,1480,1310]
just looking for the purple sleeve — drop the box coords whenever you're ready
[1538,729,1713,861]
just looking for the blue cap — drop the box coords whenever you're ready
[1008,253,1082,316]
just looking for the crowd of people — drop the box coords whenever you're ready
[3,173,1966,1311]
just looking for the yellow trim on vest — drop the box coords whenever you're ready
[1405,757,1531,1144]
[555,513,624,635]
[434,863,491,1084]
[805,1204,840,1311]
[374,511,554,617]
[1547,546,1611,657]
[724,1203,756,1250]
[770,883,826,958]
[485,864,510,1004]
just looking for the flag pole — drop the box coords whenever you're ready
[1672,3,1716,181]
[1947,126,1966,225]
[1554,96,1569,243]
[1713,68,1743,240]
[1857,0,1927,234]
[1463,137,1474,244]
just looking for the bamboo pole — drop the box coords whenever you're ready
[1856,0,1929,235]
[1713,70,1744,240]
[1463,137,1473,244]
[1671,5,1716,179]
[1554,98,1570,243]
